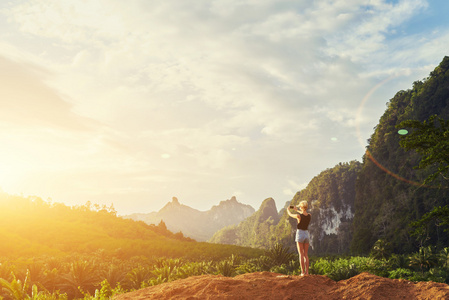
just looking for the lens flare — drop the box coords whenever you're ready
[355,75,428,188]
[364,150,428,187]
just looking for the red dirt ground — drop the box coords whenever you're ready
[114,272,449,299]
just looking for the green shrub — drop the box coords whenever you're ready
[125,265,152,290]
[327,264,360,281]
[310,257,334,275]
[311,256,395,280]
[406,268,449,283]
[235,259,261,274]
[357,257,389,277]
[311,257,361,280]
[409,246,439,273]
[215,260,235,277]
[388,268,413,279]
[256,255,274,272]
[151,265,177,283]
[428,268,449,284]
[438,248,449,269]
[270,264,289,275]
[266,243,296,266]
[176,261,213,279]
[388,254,410,269]
[408,271,432,282]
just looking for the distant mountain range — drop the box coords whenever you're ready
[123,196,255,241]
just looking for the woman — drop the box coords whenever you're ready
[287,200,311,276]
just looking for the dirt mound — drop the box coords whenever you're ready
[114,272,449,299]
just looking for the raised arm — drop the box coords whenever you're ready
[287,207,300,221]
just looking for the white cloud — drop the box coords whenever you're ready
[7,0,126,43]
[0,0,448,213]
[324,0,429,64]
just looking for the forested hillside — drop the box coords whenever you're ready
[0,192,267,299]
[352,56,449,254]
[211,56,449,257]
[0,192,261,260]
[210,161,362,255]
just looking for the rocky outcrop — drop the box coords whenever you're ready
[209,197,281,248]
[291,161,361,254]
[208,196,255,228]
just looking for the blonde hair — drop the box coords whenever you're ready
[298,200,308,210]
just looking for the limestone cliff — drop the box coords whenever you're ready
[293,161,361,254]
[210,161,361,255]
[209,197,282,248]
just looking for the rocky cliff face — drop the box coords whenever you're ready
[123,196,255,241]
[281,161,361,254]
[210,161,361,254]
[209,197,283,248]
[208,196,255,227]
[307,195,356,254]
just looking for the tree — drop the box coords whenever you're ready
[408,246,438,274]
[370,239,391,260]
[410,206,449,237]
[397,115,449,186]
[59,261,100,298]
[0,272,31,300]
[398,115,449,243]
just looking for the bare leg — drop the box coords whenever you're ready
[296,242,302,270]
[303,242,309,275]
[297,242,306,275]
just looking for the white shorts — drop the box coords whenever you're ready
[295,229,310,243]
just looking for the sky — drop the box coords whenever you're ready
[0,0,448,215]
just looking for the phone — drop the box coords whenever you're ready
[289,205,294,209]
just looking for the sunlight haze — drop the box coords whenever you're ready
[1,0,448,215]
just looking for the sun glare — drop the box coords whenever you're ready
[0,155,31,194]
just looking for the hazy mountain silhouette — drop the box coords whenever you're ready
[123,196,255,241]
